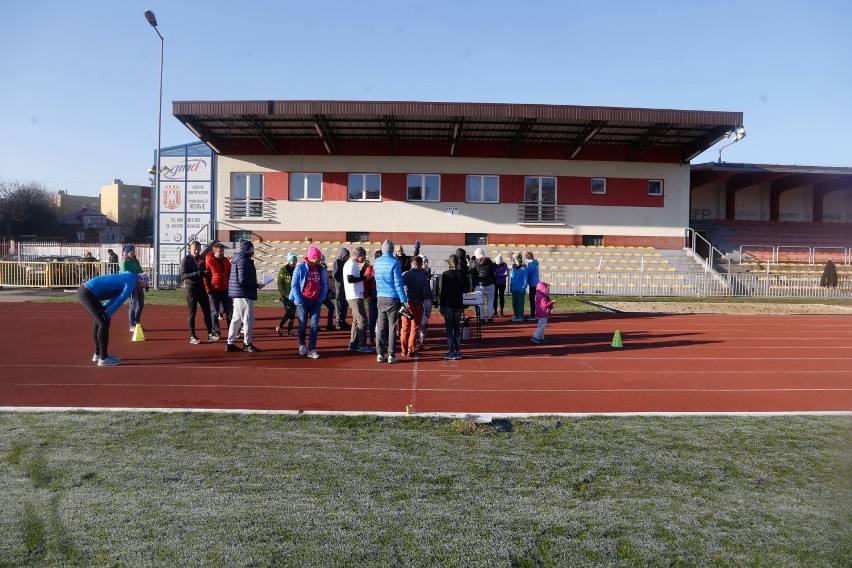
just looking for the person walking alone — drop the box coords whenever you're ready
[530,281,555,344]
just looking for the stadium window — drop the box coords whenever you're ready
[466,175,499,203]
[232,173,264,218]
[290,173,323,201]
[648,180,663,196]
[591,178,606,195]
[348,173,381,201]
[407,174,440,202]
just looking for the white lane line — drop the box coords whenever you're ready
[3,383,851,393]
[1,406,850,417]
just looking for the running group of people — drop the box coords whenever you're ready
[77,240,555,366]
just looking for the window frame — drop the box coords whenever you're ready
[347,173,382,202]
[231,173,265,218]
[406,174,441,202]
[590,178,607,195]
[465,175,500,203]
[648,179,664,196]
[290,173,323,201]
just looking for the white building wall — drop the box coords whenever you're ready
[217,155,689,238]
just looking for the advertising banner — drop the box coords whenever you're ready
[155,143,215,268]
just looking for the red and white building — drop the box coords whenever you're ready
[171,100,743,249]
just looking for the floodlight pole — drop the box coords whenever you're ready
[145,10,163,289]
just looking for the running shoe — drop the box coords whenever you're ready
[357,345,375,353]
[307,350,320,359]
[92,352,99,362]
[97,355,120,366]
[243,344,260,352]
[190,337,201,345]
[299,344,307,356]
[275,326,283,337]
[377,354,387,363]
[387,356,400,364]
[225,343,241,352]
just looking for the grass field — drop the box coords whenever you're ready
[1,412,849,567]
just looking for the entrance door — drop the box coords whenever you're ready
[524,176,557,222]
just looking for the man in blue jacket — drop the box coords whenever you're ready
[373,239,409,364]
[524,251,540,321]
[226,240,266,353]
[78,271,149,366]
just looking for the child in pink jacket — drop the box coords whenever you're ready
[531,281,555,344]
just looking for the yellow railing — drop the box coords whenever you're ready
[0,261,111,288]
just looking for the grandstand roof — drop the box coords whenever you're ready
[691,162,852,192]
[173,99,742,164]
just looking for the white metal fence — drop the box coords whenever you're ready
[542,271,849,298]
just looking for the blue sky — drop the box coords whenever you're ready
[1,1,849,197]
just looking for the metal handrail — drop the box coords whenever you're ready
[686,228,730,273]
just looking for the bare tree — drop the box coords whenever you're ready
[124,203,154,243]
[0,180,62,237]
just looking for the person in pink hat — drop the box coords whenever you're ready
[289,246,328,359]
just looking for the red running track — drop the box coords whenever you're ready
[1,303,851,414]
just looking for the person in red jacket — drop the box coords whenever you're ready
[204,242,232,341]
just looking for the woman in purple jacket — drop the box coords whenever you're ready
[493,253,509,318]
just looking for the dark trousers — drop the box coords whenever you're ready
[322,297,335,327]
[208,290,232,334]
[376,297,401,357]
[78,285,110,359]
[335,282,348,325]
[367,297,378,344]
[277,297,297,333]
[528,284,537,317]
[494,283,506,314]
[443,308,464,354]
[128,288,144,327]
[185,286,213,339]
